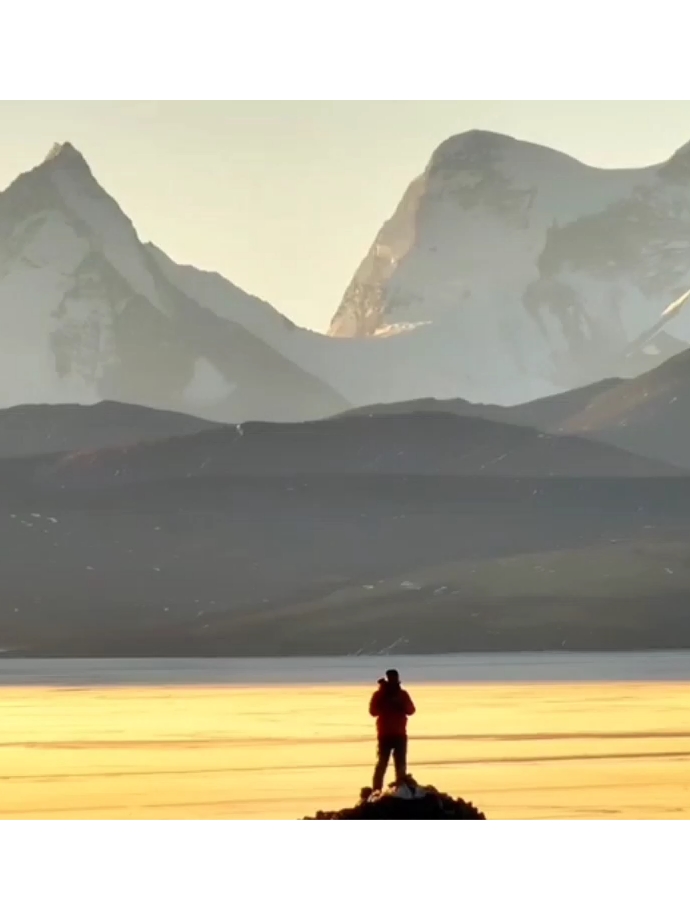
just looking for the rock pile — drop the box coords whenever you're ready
[304,775,486,820]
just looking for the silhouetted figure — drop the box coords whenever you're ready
[369,669,416,791]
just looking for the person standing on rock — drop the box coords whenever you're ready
[369,669,416,791]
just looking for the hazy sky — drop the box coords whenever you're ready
[2,101,690,331]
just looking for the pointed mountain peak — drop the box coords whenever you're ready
[42,141,92,171]
[0,139,97,203]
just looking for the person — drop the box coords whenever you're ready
[368,668,416,791]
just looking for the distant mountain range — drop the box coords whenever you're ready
[345,343,690,471]
[5,329,690,472]
[4,131,690,657]
[0,380,683,477]
[3,134,690,420]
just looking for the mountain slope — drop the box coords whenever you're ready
[329,130,690,404]
[20,412,678,494]
[0,401,220,458]
[337,338,690,471]
[2,467,690,655]
[0,143,347,422]
[549,348,690,469]
[337,382,626,434]
[147,244,481,408]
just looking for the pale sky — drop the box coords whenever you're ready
[2,101,690,332]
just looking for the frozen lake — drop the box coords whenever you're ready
[1,650,690,686]
[1,653,689,819]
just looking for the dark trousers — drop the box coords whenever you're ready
[373,735,408,791]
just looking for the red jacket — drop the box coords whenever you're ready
[369,684,416,737]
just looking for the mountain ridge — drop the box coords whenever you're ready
[11,408,679,493]
[0,400,220,458]
[340,340,690,470]
[4,134,690,418]
[329,129,690,403]
[0,141,348,422]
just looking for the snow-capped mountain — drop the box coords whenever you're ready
[0,143,347,422]
[5,134,690,419]
[147,244,465,407]
[329,130,690,403]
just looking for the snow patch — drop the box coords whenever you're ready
[184,358,237,407]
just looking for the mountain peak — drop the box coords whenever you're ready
[42,141,91,170]
[426,129,579,178]
[429,130,516,169]
[439,129,516,148]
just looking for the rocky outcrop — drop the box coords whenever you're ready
[304,776,486,820]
